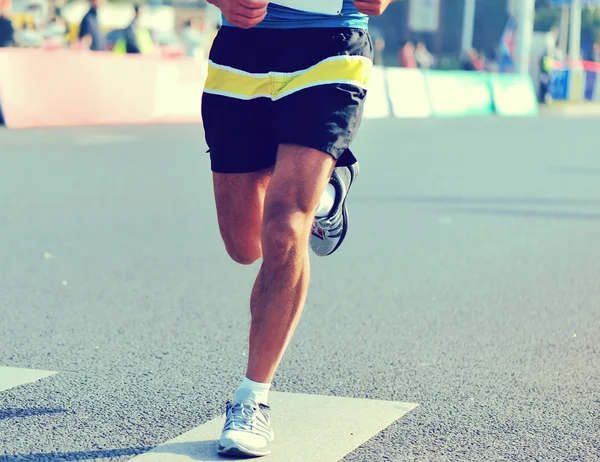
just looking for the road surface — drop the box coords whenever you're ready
[1,117,599,461]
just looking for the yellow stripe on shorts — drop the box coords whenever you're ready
[204,55,373,101]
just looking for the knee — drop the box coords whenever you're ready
[261,209,309,262]
[222,237,262,266]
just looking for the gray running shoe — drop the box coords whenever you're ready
[310,163,360,257]
[217,399,274,458]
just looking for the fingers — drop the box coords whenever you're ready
[228,10,267,28]
[237,0,268,7]
[353,0,389,16]
[225,0,269,28]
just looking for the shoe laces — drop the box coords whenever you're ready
[224,400,263,432]
[314,207,343,236]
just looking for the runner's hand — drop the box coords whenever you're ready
[207,0,269,29]
[353,0,396,16]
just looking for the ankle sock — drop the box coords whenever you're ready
[234,376,271,405]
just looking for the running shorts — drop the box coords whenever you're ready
[201,27,373,174]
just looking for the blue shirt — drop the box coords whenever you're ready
[222,1,368,29]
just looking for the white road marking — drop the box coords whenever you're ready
[130,391,418,462]
[0,366,57,393]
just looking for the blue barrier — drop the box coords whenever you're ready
[550,68,600,102]
[584,70,600,101]
[584,71,597,101]
[550,69,570,100]
[363,67,539,120]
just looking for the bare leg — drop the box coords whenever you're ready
[245,144,335,383]
[212,167,272,265]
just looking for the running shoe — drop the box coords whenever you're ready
[310,163,360,257]
[217,398,274,458]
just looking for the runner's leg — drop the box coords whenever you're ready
[204,25,372,458]
[212,168,272,265]
[202,28,277,266]
[246,144,335,383]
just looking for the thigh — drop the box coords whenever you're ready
[263,144,334,231]
[213,168,273,264]
[202,27,278,174]
[202,95,276,173]
[276,84,365,167]
[273,28,374,166]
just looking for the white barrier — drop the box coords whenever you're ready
[362,65,392,119]
[360,66,540,120]
[386,68,432,118]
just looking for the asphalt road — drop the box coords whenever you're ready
[1,117,599,461]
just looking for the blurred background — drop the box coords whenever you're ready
[0,0,600,119]
[1,3,600,460]
[0,0,599,69]
[0,0,222,58]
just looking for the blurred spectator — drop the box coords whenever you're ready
[415,42,433,70]
[398,41,416,68]
[369,26,385,66]
[181,17,206,58]
[79,0,105,51]
[373,36,385,66]
[113,4,153,55]
[497,43,513,73]
[538,47,553,104]
[461,48,484,71]
[43,14,68,48]
[485,54,499,73]
[17,19,42,47]
[0,7,14,47]
[478,51,487,70]
[590,42,600,63]
[154,30,186,58]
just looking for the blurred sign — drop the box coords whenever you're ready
[498,16,517,72]
[408,0,440,32]
[551,69,570,100]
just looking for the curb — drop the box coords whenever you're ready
[544,101,600,116]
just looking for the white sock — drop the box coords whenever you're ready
[234,376,271,405]
[315,183,336,218]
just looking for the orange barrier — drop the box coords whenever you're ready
[0,49,207,129]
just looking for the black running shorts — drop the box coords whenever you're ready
[201,26,373,174]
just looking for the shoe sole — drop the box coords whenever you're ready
[324,162,359,256]
[217,443,271,458]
